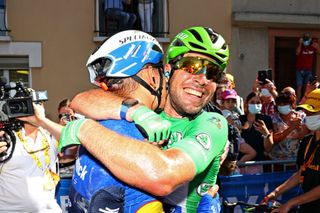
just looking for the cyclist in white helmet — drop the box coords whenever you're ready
[35,27,230,212]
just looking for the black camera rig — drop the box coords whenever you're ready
[0,77,48,163]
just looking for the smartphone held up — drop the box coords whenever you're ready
[257,69,273,85]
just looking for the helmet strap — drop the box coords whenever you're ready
[132,67,163,111]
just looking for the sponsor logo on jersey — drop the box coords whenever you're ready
[195,133,211,150]
[208,116,222,129]
[196,182,212,196]
[167,131,183,148]
[75,158,88,181]
[98,207,120,213]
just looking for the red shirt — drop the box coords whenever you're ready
[296,45,317,70]
[261,101,275,116]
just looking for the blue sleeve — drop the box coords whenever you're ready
[197,193,221,213]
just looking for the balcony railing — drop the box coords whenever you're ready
[95,0,169,38]
[0,0,10,37]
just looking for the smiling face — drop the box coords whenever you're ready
[165,53,218,118]
[222,98,237,111]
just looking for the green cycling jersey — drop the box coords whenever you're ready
[161,110,228,213]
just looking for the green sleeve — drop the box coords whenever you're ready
[171,112,228,174]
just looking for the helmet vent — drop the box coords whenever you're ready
[188,42,206,51]
[204,28,218,43]
[172,39,184,47]
[188,29,203,43]
[221,43,227,50]
[216,52,227,59]
[152,44,162,53]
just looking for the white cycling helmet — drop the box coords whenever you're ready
[87,30,164,87]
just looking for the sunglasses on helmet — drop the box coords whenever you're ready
[173,57,223,82]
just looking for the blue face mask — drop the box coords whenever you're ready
[277,105,291,115]
[261,88,271,97]
[248,104,262,114]
[305,115,320,131]
[303,39,311,46]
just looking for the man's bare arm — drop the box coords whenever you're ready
[284,185,320,211]
[78,119,196,196]
[70,89,123,120]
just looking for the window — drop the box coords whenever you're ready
[0,69,29,87]
[96,0,169,38]
[0,0,9,36]
[0,56,30,87]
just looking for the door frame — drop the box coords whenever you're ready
[269,29,320,79]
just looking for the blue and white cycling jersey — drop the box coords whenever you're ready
[70,119,162,213]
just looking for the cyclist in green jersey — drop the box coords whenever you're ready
[59,26,229,212]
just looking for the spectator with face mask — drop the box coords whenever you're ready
[296,32,320,102]
[269,92,310,161]
[253,77,278,116]
[263,89,320,213]
[238,91,274,174]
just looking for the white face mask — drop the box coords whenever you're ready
[248,104,262,114]
[222,109,232,118]
[305,114,320,131]
[261,88,271,97]
[277,105,292,115]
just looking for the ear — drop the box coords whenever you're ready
[164,64,171,79]
[143,65,158,89]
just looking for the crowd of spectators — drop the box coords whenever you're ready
[1,29,320,212]
[213,69,318,176]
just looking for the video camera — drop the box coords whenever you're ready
[0,77,48,163]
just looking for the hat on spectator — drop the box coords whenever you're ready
[297,89,320,112]
[225,73,235,88]
[221,89,237,100]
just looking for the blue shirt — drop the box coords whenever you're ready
[71,119,157,212]
[104,0,123,10]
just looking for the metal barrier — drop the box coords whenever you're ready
[55,160,300,213]
[220,159,301,213]
[237,159,298,173]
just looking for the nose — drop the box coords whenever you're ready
[193,73,209,86]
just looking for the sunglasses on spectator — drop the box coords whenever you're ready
[173,57,222,82]
[59,113,76,121]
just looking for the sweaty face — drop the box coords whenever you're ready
[167,53,218,117]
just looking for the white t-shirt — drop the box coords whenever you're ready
[0,127,62,213]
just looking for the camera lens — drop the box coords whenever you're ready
[5,97,34,118]
[9,101,28,114]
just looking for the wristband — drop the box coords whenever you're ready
[120,99,139,120]
[262,133,271,139]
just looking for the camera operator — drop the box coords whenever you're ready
[0,102,62,212]
[296,32,320,102]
